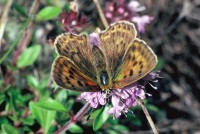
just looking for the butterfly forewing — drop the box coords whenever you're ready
[55,33,97,81]
[52,56,100,91]
[99,21,137,76]
[113,38,158,89]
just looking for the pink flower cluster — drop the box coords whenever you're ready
[104,0,153,33]
[79,72,159,118]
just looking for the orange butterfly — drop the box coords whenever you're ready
[51,21,157,92]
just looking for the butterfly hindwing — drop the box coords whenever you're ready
[52,56,99,91]
[113,38,158,89]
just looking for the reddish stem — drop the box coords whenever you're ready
[11,0,40,66]
[55,102,90,134]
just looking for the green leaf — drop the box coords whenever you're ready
[112,125,129,133]
[64,3,70,12]
[29,101,56,134]
[35,98,68,113]
[90,109,101,119]
[132,117,142,126]
[13,3,27,17]
[36,6,62,21]
[69,124,83,133]
[1,124,19,134]
[147,104,159,112]
[154,57,166,70]
[17,44,41,68]
[93,106,109,131]
[38,77,49,90]
[0,94,5,105]
[8,88,18,121]
[66,99,74,112]
[55,90,67,103]
[26,75,39,88]
[106,129,118,134]
[21,115,35,125]
[0,118,8,125]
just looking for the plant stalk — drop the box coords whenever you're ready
[55,102,90,134]
[92,0,109,28]
[137,98,159,134]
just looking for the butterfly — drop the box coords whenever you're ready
[51,21,158,92]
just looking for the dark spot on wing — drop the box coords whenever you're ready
[133,61,138,66]
[141,50,144,56]
[69,33,73,38]
[137,46,141,51]
[68,70,74,75]
[110,26,114,31]
[70,67,76,72]
[70,75,74,79]
[77,80,83,86]
[66,80,71,84]
[132,55,135,61]
[127,25,131,31]
[127,54,132,60]
[129,70,133,76]
[65,77,70,81]
[138,70,142,76]
[140,64,143,69]
[131,45,136,51]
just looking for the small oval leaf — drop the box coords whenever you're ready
[36,98,68,113]
[26,75,39,88]
[29,101,56,134]
[93,106,109,131]
[69,124,83,133]
[36,6,62,21]
[17,44,41,68]
[1,124,19,134]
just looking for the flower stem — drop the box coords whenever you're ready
[55,102,90,134]
[137,98,158,134]
[92,0,109,28]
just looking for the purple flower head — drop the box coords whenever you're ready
[107,95,128,118]
[104,0,153,33]
[78,92,106,108]
[79,72,160,118]
[131,15,154,33]
[105,0,132,23]
[127,0,146,13]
